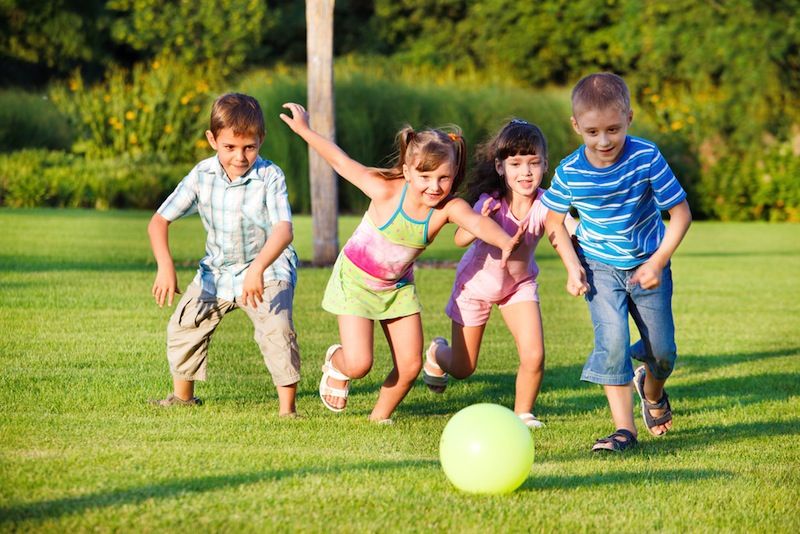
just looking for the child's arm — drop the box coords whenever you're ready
[241,221,293,308]
[453,197,501,247]
[148,213,179,307]
[630,199,692,289]
[280,103,391,201]
[446,198,523,267]
[545,210,589,297]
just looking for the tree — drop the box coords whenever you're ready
[306,0,339,266]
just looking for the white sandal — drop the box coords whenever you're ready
[518,412,545,429]
[422,337,449,393]
[319,344,349,413]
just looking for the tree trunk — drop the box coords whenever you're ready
[306,0,338,266]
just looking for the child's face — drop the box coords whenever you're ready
[571,107,632,168]
[496,153,546,199]
[403,158,455,208]
[206,127,263,180]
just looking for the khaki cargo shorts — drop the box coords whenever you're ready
[166,281,301,386]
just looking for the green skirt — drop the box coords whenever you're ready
[322,252,422,320]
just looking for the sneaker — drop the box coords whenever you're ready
[148,394,203,407]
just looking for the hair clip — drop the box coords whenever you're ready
[448,132,460,142]
[510,119,529,125]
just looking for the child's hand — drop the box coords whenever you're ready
[480,198,501,217]
[152,266,180,308]
[566,267,589,297]
[279,103,310,134]
[630,260,663,290]
[241,267,265,308]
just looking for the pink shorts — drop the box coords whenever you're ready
[445,278,539,327]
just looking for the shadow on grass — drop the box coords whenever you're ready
[519,467,725,492]
[676,346,800,372]
[0,459,436,525]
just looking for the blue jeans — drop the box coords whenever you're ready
[580,257,677,385]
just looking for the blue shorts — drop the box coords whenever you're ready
[580,257,677,385]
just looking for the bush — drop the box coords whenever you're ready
[0,150,188,209]
[0,90,74,152]
[698,140,800,222]
[49,55,222,162]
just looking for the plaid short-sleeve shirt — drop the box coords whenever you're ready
[158,155,298,301]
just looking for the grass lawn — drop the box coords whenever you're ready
[0,208,798,532]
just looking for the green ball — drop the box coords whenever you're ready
[439,403,534,494]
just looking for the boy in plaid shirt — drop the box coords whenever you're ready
[148,93,301,416]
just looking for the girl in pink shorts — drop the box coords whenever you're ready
[423,119,576,428]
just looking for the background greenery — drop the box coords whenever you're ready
[0,209,798,531]
[1,0,798,219]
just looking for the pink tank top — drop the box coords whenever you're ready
[343,183,433,288]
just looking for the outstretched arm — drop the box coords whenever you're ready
[446,198,523,267]
[545,210,588,296]
[630,200,692,289]
[453,197,501,247]
[148,213,179,307]
[280,103,387,200]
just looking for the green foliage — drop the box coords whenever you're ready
[49,55,222,161]
[0,150,188,209]
[0,0,109,79]
[106,0,270,75]
[698,138,800,222]
[0,90,74,152]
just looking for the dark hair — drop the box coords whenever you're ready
[571,72,631,116]
[463,119,548,204]
[209,93,265,139]
[375,125,467,197]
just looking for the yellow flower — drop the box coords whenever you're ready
[129,133,138,145]
[152,60,160,70]
[164,124,174,134]
[192,105,200,113]
[103,94,111,103]
[196,81,209,92]
[195,139,207,149]
[650,94,660,103]
[180,95,191,105]
[125,110,136,121]
[68,79,80,91]
[670,120,683,131]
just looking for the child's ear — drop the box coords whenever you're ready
[402,163,410,181]
[570,116,581,136]
[494,158,504,176]
[627,109,634,125]
[205,130,218,150]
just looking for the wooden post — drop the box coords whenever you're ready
[306,0,338,266]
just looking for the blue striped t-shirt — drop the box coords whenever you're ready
[541,136,686,269]
[158,155,298,301]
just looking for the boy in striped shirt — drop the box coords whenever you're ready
[542,73,692,452]
[147,93,301,416]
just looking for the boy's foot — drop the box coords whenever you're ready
[279,412,302,419]
[148,394,203,407]
[517,412,545,429]
[633,365,673,436]
[319,344,349,412]
[591,429,637,452]
[422,337,449,393]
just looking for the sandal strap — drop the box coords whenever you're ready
[319,383,348,398]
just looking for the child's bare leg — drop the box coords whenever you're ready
[370,314,424,421]
[499,302,544,415]
[323,315,375,410]
[277,382,297,416]
[173,377,195,401]
[605,383,637,434]
[425,322,485,379]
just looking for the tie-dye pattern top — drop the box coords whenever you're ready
[342,183,432,290]
[321,183,434,320]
